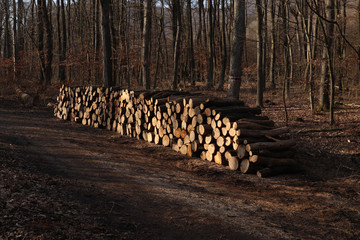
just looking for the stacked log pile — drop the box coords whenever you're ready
[54,85,301,177]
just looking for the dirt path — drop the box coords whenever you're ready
[1,99,360,240]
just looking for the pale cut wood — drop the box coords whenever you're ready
[212,128,221,139]
[163,135,170,146]
[154,134,161,145]
[200,151,207,160]
[208,144,216,154]
[214,152,224,165]
[180,145,188,155]
[228,156,239,170]
[225,136,232,146]
[198,124,212,135]
[206,151,213,162]
[205,135,212,144]
[216,136,225,147]
[240,159,259,174]
[236,144,247,159]
[186,144,193,157]
[219,146,226,154]
[172,144,180,152]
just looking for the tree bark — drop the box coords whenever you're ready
[187,0,195,86]
[218,0,227,90]
[269,0,276,88]
[207,0,215,88]
[172,0,181,89]
[256,0,264,107]
[60,0,67,82]
[227,0,246,99]
[142,0,152,89]
[100,0,113,87]
[12,0,17,82]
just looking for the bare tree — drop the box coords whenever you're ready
[269,0,276,88]
[142,0,152,89]
[218,0,227,90]
[256,0,265,107]
[227,0,246,99]
[100,0,113,87]
[207,0,214,88]
[186,0,195,86]
[172,0,181,89]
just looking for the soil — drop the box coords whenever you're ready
[1,86,360,240]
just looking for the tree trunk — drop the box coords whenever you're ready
[60,0,67,82]
[40,0,53,86]
[37,0,45,84]
[172,0,181,89]
[142,0,152,89]
[187,0,195,86]
[269,0,276,88]
[207,0,214,88]
[56,0,62,82]
[256,0,264,107]
[3,0,11,58]
[12,0,17,82]
[227,0,246,99]
[153,0,165,89]
[218,0,227,90]
[100,0,113,88]
[318,0,335,112]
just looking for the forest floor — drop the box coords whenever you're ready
[1,84,360,240]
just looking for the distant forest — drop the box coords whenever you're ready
[0,0,360,110]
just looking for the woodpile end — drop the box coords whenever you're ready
[54,85,303,178]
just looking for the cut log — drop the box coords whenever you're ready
[16,87,35,106]
[239,127,289,138]
[236,144,247,159]
[228,156,239,170]
[180,144,188,155]
[162,135,170,147]
[234,121,274,130]
[214,152,225,165]
[248,148,296,158]
[200,151,207,160]
[236,118,275,127]
[212,106,261,115]
[240,159,260,174]
[246,139,296,152]
[206,151,213,162]
[249,155,300,168]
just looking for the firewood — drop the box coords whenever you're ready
[246,139,296,152]
[206,151,213,162]
[236,118,275,127]
[228,156,239,170]
[236,144,247,159]
[239,127,289,138]
[55,86,299,177]
[249,155,300,168]
[248,148,296,158]
[240,159,260,174]
[180,145,188,155]
[212,106,261,115]
[214,152,225,165]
